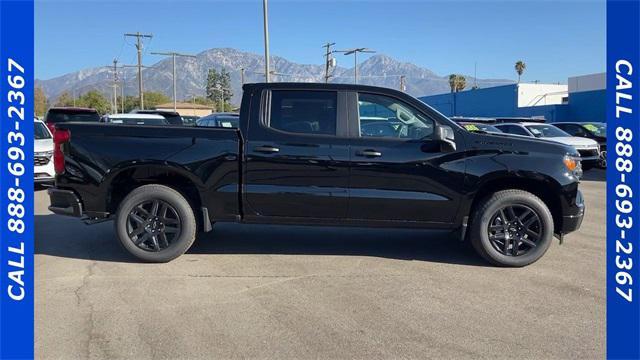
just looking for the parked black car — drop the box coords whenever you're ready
[554,122,607,168]
[44,107,100,134]
[48,83,584,266]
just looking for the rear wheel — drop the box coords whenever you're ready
[469,190,554,267]
[115,184,197,262]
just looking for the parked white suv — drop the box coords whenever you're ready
[34,119,55,183]
[494,122,600,170]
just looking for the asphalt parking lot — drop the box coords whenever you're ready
[35,170,605,359]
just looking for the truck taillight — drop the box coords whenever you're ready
[46,122,56,135]
[53,129,70,174]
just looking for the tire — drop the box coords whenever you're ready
[469,190,554,267]
[582,162,595,171]
[114,184,197,262]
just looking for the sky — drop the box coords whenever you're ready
[35,0,605,83]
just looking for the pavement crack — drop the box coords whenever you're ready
[72,260,98,359]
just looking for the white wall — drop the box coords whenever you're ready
[568,73,606,93]
[517,83,568,107]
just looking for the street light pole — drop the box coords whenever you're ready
[262,0,271,82]
[336,48,375,84]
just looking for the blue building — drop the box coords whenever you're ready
[419,73,605,123]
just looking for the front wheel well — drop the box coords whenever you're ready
[469,178,563,234]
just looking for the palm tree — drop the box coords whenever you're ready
[515,61,526,83]
[448,74,457,93]
[455,75,466,92]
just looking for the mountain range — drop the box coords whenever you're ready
[36,48,514,105]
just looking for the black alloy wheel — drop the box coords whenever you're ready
[487,204,541,257]
[126,199,181,252]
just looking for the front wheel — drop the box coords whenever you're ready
[469,190,554,267]
[115,184,197,262]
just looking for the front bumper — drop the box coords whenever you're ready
[560,189,585,234]
[35,159,55,183]
[48,188,83,217]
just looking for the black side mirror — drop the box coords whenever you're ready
[434,125,456,151]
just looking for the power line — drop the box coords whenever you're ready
[150,51,197,111]
[124,32,153,109]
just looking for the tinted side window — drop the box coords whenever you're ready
[358,93,434,139]
[269,90,337,135]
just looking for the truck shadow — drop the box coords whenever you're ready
[35,214,487,266]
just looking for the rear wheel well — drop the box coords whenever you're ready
[469,178,563,233]
[107,167,202,219]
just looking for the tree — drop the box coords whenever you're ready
[54,91,75,107]
[206,68,220,103]
[206,68,234,111]
[448,74,466,93]
[515,60,526,83]
[455,75,466,92]
[34,87,48,117]
[143,91,171,109]
[76,90,110,114]
[189,96,215,106]
[448,74,457,93]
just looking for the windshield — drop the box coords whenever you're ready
[34,122,51,139]
[526,125,570,138]
[462,123,502,133]
[46,110,100,123]
[583,122,606,137]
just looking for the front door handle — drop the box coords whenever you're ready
[254,145,280,154]
[356,149,382,157]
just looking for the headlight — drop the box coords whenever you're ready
[35,150,53,158]
[564,155,583,178]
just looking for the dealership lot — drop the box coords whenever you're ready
[35,170,604,359]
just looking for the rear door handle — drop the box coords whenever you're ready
[254,145,280,154]
[356,150,382,157]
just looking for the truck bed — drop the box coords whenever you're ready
[53,123,242,221]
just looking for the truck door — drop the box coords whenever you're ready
[346,91,464,224]
[244,89,350,220]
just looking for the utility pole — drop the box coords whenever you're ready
[124,32,153,109]
[240,68,245,85]
[336,48,376,84]
[322,42,336,83]
[122,64,150,110]
[262,0,271,82]
[400,75,406,92]
[111,59,119,114]
[151,51,196,111]
[120,70,125,112]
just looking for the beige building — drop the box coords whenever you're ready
[154,102,214,117]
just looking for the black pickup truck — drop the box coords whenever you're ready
[48,83,585,266]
